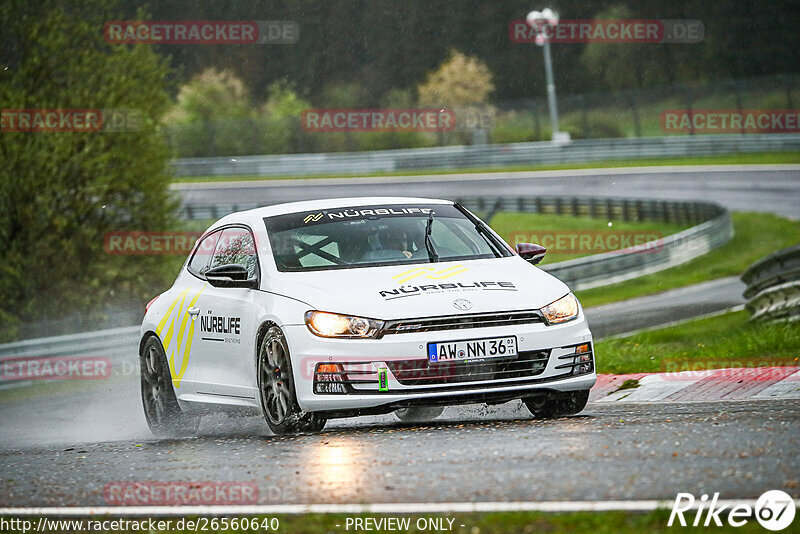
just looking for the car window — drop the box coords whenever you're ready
[430,218,487,257]
[209,227,259,279]
[187,230,220,276]
[264,204,507,272]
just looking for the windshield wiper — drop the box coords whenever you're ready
[425,210,439,263]
[453,202,508,258]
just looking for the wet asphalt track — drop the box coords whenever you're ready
[1,400,797,506]
[0,276,776,508]
[0,167,797,507]
[174,166,800,218]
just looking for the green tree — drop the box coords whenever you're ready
[417,50,495,106]
[579,5,670,90]
[258,81,311,154]
[165,68,257,156]
[0,0,177,341]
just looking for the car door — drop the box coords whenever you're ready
[192,226,261,401]
[157,230,221,398]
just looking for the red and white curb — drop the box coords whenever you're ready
[590,367,800,403]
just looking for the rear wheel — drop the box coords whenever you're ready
[257,326,326,435]
[394,406,444,422]
[140,336,200,437]
[523,390,590,418]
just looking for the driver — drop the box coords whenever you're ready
[383,228,413,258]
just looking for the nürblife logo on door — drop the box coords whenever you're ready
[200,311,242,345]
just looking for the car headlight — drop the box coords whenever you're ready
[304,311,384,338]
[540,293,579,325]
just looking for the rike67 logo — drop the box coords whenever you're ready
[669,490,796,531]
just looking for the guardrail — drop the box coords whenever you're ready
[0,326,139,360]
[455,197,733,291]
[742,245,800,322]
[171,134,800,177]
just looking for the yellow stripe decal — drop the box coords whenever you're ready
[172,286,205,388]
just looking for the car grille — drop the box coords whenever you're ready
[381,310,544,336]
[385,349,551,386]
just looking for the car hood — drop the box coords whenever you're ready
[267,257,571,320]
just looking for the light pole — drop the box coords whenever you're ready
[526,8,570,143]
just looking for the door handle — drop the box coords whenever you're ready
[187,307,200,316]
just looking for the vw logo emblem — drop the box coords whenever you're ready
[452,299,473,311]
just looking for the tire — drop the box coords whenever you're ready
[140,336,200,438]
[523,390,590,419]
[257,326,326,435]
[394,406,445,422]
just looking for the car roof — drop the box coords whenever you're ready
[211,196,455,229]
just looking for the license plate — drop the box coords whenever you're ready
[427,336,518,364]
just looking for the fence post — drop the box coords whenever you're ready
[732,80,745,135]
[580,95,590,138]
[532,101,542,141]
[779,75,795,109]
[683,85,694,136]
[626,91,642,138]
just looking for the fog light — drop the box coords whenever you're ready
[572,344,593,375]
[314,363,347,394]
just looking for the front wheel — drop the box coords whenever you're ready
[140,336,200,438]
[523,390,590,419]
[394,406,444,422]
[257,326,326,435]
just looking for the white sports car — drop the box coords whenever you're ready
[139,197,595,436]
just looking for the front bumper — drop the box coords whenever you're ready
[284,311,595,413]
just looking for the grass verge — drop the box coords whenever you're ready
[575,212,800,308]
[172,151,800,183]
[595,310,800,375]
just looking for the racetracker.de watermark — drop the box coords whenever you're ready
[301,108,456,132]
[509,19,704,44]
[660,358,800,380]
[0,356,111,381]
[661,109,800,134]
[104,231,202,255]
[508,230,664,254]
[104,20,298,44]
[103,481,259,506]
[1,109,142,133]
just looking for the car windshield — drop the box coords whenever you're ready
[264,204,509,271]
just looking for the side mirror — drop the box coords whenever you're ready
[205,264,258,289]
[515,243,546,265]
